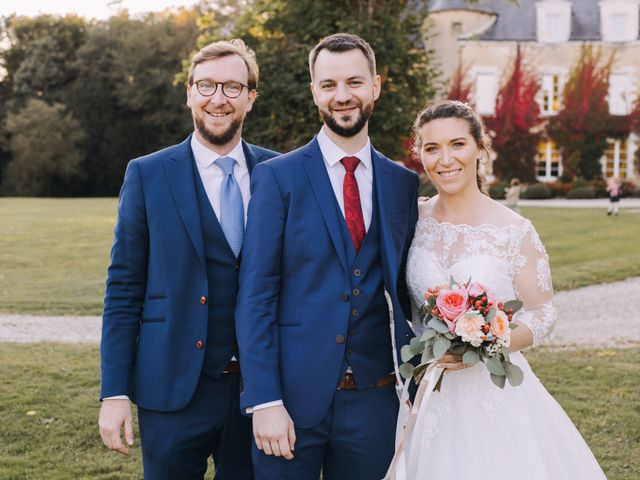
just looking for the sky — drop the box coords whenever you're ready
[0,0,199,20]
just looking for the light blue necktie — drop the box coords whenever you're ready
[215,156,244,257]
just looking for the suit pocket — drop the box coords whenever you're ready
[142,297,167,323]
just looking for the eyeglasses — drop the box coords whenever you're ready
[193,80,251,98]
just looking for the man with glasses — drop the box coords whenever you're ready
[99,39,278,479]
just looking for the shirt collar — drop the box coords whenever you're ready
[317,126,372,170]
[191,134,246,170]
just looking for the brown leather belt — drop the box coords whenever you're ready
[223,360,240,374]
[336,372,396,390]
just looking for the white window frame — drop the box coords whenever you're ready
[599,0,640,42]
[536,140,563,181]
[608,68,637,115]
[535,0,572,43]
[539,69,567,116]
[471,67,499,116]
[601,136,636,179]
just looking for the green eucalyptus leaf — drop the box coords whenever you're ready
[485,308,496,322]
[490,372,506,389]
[421,345,434,364]
[503,300,523,313]
[399,362,415,380]
[444,332,456,340]
[428,318,451,334]
[462,350,480,366]
[433,336,450,358]
[410,337,425,355]
[420,329,437,341]
[401,344,414,363]
[505,362,524,386]
[449,343,466,355]
[485,356,506,376]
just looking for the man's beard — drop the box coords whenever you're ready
[194,114,243,146]
[321,102,373,138]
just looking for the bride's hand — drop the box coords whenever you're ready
[436,353,468,372]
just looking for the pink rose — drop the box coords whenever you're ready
[436,287,469,332]
[454,311,485,347]
[468,282,496,304]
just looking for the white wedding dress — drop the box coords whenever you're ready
[399,213,607,479]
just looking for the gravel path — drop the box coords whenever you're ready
[1,277,639,347]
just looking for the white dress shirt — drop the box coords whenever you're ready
[191,134,250,223]
[104,134,247,401]
[249,127,373,413]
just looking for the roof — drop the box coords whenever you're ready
[428,0,617,41]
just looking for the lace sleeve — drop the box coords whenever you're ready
[511,220,556,347]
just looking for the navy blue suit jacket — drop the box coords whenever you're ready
[235,138,419,427]
[100,135,278,412]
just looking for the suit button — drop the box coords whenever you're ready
[336,335,345,344]
[340,293,349,302]
[351,309,359,317]
[196,340,204,349]
[235,263,240,270]
[200,296,207,305]
[353,269,361,277]
[352,288,360,296]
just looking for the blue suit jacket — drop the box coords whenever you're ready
[235,138,420,427]
[100,135,278,412]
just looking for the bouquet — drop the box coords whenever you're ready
[400,277,524,389]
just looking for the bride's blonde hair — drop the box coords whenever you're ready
[413,100,492,194]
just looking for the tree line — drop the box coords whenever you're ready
[0,0,436,196]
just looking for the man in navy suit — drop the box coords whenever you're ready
[98,39,278,479]
[236,33,419,479]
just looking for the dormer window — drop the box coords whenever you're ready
[599,0,640,42]
[535,0,572,42]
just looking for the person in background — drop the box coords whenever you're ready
[607,176,622,216]
[505,177,521,212]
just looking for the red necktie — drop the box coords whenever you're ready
[341,156,366,252]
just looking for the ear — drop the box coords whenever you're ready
[186,84,193,108]
[310,81,319,106]
[372,74,382,101]
[245,89,257,112]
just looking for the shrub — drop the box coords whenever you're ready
[566,186,596,199]
[489,180,508,200]
[521,183,553,199]
[547,181,572,197]
[418,177,438,198]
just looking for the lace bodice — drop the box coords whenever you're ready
[407,216,556,346]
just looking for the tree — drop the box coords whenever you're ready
[2,99,86,196]
[547,46,629,180]
[195,0,438,158]
[484,45,541,182]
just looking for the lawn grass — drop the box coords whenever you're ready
[0,343,637,479]
[523,207,640,290]
[1,199,639,315]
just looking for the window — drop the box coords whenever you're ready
[451,22,462,35]
[474,73,498,115]
[535,0,572,42]
[609,14,629,41]
[536,140,562,181]
[609,72,635,115]
[600,0,640,42]
[541,74,562,115]
[602,138,631,179]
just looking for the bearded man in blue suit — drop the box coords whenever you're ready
[236,33,419,479]
[98,39,278,479]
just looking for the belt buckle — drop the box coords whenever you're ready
[337,373,357,390]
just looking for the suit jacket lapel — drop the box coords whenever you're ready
[164,135,205,267]
[372,148,397,290]
[302,138,349,272]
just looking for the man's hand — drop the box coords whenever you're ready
[252,405,296,460]
[98,399,134,456]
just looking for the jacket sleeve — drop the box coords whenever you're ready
[100,160,148,399]
[235,162,286,410]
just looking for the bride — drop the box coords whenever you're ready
[391,100,607,479]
